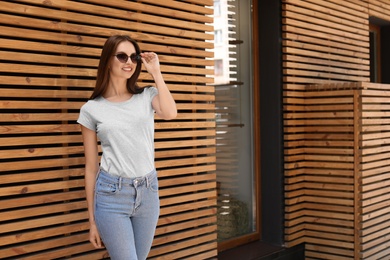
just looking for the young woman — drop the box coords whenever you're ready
[78,35,177,260]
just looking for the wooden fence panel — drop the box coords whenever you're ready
[282,0,390,259]
[283,0,369,257]
[0,0,216,259]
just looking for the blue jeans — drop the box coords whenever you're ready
[94,169,160,260]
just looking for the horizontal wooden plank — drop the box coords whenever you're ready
[17,242,95,260]
[286,202,354,214]
[306,251,352,260]
[284,1,367,30]
[66,250,108,260]
[1,168,84,185]
[150,242,217,260]
[160,190,216,206]
[305,244,354,258]
[284,68,369,81]
[79,0,214,22]
[284,119,354,126]
[0,13,212,51]
[158,164,216,178]
[155,216,216,236]
[0,201,86,222]
[1,212,88,234]
[0,65,213,83]
[149,233,216,258]
[156,147,216,159]
[0,233,90,259]
[2,1,213,40]
[160,199,215,216]
[284,51,370,71]
[0,51,213,75]
[0,190,85,211]
[0,76,95,88]
[129,0,214,15]
[159,173,216,188]
[0,179,85,196]
[0,146,84,160]
[285,59,369,75]
[283,17,368,44]
[155,139,215,150]
[152,225,216,246]
[158,207,216,225]
[0,24,214,60]
[0,101,213,112]
[159,182,215,197]
[1,135,82,147]
[0,222,89,247]
[0,124,81,134]
[1,157,85,172]
[283,24,368,49]
[0,90,213,104]
[284,111,353,119]
[285,0,368,21]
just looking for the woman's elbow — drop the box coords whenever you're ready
[163,110,177,120]
[158,108,177,120]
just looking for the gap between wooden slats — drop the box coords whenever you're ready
[0,233,91,259]
[285,60,369,75]
[0,51,213,74]
[0,100,85,109]
[283,11,368,40]
[1,1,212,41]
[80,0,214,22]
[149,233,216,258]
[284,2,368,30]
[307,0,368,18]
[149,243,217,260]
[131,0,214,14]
[284,46,369,66]
[284,46,370,69]
[0,24,213,59]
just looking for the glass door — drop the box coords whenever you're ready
[213,0,260,251]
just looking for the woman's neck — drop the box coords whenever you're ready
[104,78,131,101]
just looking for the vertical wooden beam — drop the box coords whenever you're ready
[353,88,362,260]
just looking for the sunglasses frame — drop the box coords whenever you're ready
[114,52,141,64]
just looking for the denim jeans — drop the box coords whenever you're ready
[95,169,160,260]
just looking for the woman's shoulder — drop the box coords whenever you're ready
[141,85,158,96]
[80,97,103,110]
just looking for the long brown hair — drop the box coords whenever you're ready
[90,35,143,100]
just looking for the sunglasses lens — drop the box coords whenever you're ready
[116,54,128,63]
[130,54,140,63]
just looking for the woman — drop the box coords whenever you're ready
[78,35,177,260]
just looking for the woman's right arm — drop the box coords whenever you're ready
[80,125,103,248]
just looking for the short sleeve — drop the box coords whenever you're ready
[77,102,96,131]
[148,86,158,102]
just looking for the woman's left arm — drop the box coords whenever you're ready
[141,52,177,120]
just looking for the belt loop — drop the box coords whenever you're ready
[146,176,150,188]
[118,177,122,191]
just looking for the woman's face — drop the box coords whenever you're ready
[110,40,138,80]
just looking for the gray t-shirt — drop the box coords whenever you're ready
[77,87,158,178]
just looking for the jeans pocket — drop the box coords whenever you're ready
[148,176,159,192]
[96,180,118,196]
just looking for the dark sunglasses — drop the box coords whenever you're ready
[114,52,141,63]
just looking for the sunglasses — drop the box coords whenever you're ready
[114,52,141,63]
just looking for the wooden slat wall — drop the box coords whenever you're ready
[299,83,359,260]
[283,0,370,252]
[0,0,217,259]
[283,0,390,259]
[360,82,390,260]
